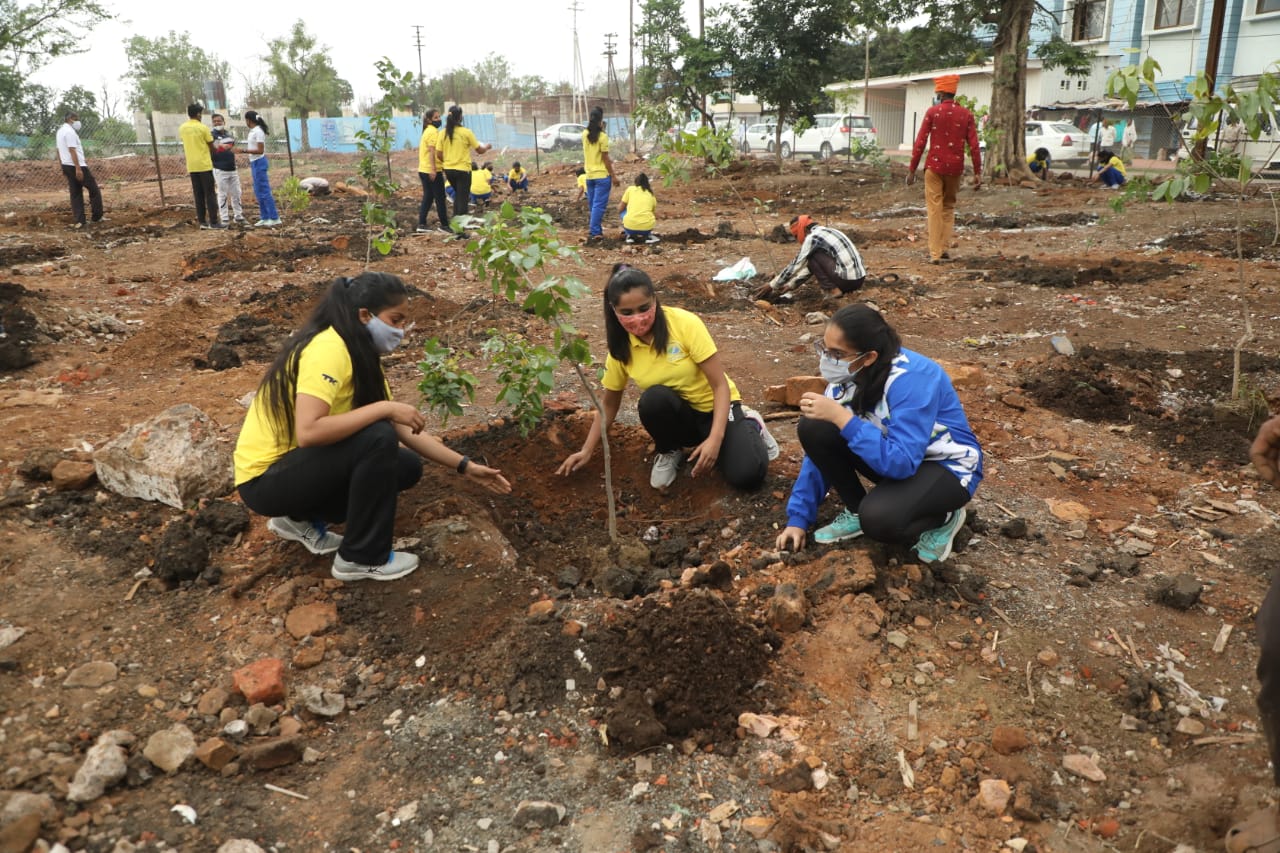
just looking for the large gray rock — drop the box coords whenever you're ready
[93,404,233,509]
[67,730,134,803]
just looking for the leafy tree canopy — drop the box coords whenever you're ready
[125,31,230,113]
[0,0,111,129]
[264,20,353,118]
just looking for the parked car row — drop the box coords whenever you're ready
[738,114,879,160]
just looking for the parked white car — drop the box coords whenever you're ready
[1024,120,1087,167]
[787,113,877,159]
[535,123,586,151]
[741,122,787,154]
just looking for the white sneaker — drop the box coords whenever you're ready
[331,551,420,582]
[267,516,343,555]
[740,406,780,461]
[645,234,661,244]
[650,450,684,489]
[254,219,272,227]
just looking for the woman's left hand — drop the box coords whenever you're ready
[799,392,852,428]
[466,462,513,495]
[688,436,722,477]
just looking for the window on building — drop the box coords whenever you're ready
[1259,0,1280,13]
[1072,0,1106,39]
[1155,0,1196,28]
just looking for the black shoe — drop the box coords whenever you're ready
[209,223,227,230]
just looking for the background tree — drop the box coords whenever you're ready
[53,85,99,132]
[475,54,514,100]
[721,0,851,168]
[0,0,111,130]
[635,0,724,127]
[125,32,230,113]
[829,25,987,81]
[264,20,353,150]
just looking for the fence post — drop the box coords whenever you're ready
[533,117,540,173]
[284,117,295,177]
[147,111,166,206]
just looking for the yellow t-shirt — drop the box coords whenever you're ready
[621,185,656,230]
[508,168,526,183]
[471,168,493,195]
[582,130,610,179]
[233,327,390,485]
[576,174,586,193]
[180,119,214,173]
[1102,155,1126,176]
[419,125,442,173]
[602,305,739,412]
[436,126,479,171]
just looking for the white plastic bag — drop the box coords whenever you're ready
[713,257,757,281]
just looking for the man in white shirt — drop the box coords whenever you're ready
[55,112,104,228]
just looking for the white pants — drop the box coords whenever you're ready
[214,168,244,223]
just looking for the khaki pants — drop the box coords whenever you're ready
[924,169,961,261]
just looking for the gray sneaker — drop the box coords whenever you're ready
[650,450,684,489]
[267,516,343,555]
[740,405,780,461]
[331,551,420,582]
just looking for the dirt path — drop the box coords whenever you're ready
[2,155,1279,852]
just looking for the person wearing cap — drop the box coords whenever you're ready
[907,75,981,264]
[55,111,104,229]
[753,216,866,301]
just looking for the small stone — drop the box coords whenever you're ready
[976,778,1011,814]
[196,686,231,716]
[1117,536,1154,556]
[738,712,780,738]
[1050,335,1075,356]
[144,724,197,773]
[217,841,267,853]
[1093,818,1120,839]
[63,660,118,688]
[239,736,304,771]
[1151,573,1203,610]
[512,800,566,828]
[136,684,159,699]
[302,747,322,764]
[244,703,278,734]
[0,792,55,827]
[1063,753,1106,782]
[51,459,97,490]
[766,762,813,793]
[1175,717,1206,735]
[597,566,638,599]
[766,584,806,633]
[886,631,909,650]
[527,600,556,619]
[556,565,582,588]
[939,766,960,790]
[1000,518,1029,539]
[1047,499,1091,523]
[1119,714,1142,731]
[67,731,132,803]
[804,312,828,325]
[285,602,338,639]
[991,726,1031,755]
[222,719,250,739]
[278,716,303,737]
[292,642,325,670]
[0,813,42,853]
[300,686,345,717]
[194,738,236,771]
[1036,649,1060,667]
[741,816,776,839]
[233,658,286,705]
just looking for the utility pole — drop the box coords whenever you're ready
[1194,0,1228,160]
[629,0,636,152]
[699,0,706,125]
[412,25,426,115]
[570,1,588,124]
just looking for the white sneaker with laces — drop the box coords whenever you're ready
[650,450,684,489]
[331,551,420,582]
[267,516,343,555]
[739,405,780,461]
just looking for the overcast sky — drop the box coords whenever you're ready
[30,0,700,111]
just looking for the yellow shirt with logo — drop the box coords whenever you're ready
[508,167,526,183]
[471,168,493,195]
[180,118,214,173]
[601,305,739,412]
[419,124,442,173]
[234,327,390,485]
[621,185,657,230]
[436,126,479,171]
[582,130,610,179]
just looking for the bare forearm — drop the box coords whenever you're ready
[297,402,389,447]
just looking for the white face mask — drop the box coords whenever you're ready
[365,315,405,354]
[71,120,82,131]
[819,357,862,386]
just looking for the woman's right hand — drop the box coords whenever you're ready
[557,447,593,476]
[776,526,807,552]
[385,401,426,434]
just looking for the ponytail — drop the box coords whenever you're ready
[245,110,270,136]
[635,172,652,194]
[586,106,604,144]
[445,105,462,142]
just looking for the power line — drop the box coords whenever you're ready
[412,25,426,113]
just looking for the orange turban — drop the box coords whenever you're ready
[934,74,959,94]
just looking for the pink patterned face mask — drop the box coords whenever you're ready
[614,303,656,337]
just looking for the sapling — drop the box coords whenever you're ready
[355,58,414,266]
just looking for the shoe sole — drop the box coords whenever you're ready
[918,507,967,563]
[267,518,341,556]
[331,560,419,582]
[814,528,864,545]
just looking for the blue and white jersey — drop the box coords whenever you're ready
[786,348,983,529]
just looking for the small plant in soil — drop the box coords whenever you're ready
[418,201,621,540]
[355,57,414,266]
[278,176,311,215]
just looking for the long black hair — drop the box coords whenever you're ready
[445,105,462,142]
[634,172,652,194]
[828,303,902,415]
[256,272,409,440]
[245,110,269,135]
[603,263,668,363]
[586,106,604,144]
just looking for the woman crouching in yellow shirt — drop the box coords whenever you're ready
[234,272,511,581]
[557,264,778,490]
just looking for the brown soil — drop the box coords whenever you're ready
[2,153,1280,852]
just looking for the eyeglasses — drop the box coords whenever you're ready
[814,341,867,362]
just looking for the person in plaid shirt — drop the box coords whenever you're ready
[754,215,866,301]
[907,75,982,264]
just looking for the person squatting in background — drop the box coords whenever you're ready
[470,161,495,207]
[557,264,778,491]
[507,162,529,193]
[619,173,660,244]
[234,272,511,582]
[775,304,982,564]
[1092,149,1127,188]
[1027,147,1051,181]
[754,216,866,301]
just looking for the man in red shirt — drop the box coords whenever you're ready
[907,75,982,264]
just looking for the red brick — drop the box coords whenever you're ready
[233,658,286,705]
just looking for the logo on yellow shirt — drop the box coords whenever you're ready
[322,374,338,385]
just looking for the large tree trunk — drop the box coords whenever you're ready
[988,0,1035,182]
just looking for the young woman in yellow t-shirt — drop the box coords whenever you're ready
[436,105,492,216]
[233,272,511,581]
[619,173,659,244]
[582,106,620,241]
[556,264,777,490]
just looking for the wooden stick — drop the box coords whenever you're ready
[231,564,277,598]
[990,605,1014,627]
[907,698,918,742]
[264,783,310,800]
[124,579,146,602]
[993,502,1018,518]
[1026,660,1035,705]
[763,411,800,421]
[1212,624,1233,654]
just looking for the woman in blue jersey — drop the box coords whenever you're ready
[775,304,982,563]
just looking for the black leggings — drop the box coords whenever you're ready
[636,385,768,490]
[418,172,450,229]
[445,168,472,217]
[238,421,422,564]
[808,250,864,294]
[797,416,969,544]
[1256,567,1280,783]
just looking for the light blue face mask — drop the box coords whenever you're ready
[819,357,861,386]
[366,315,405,354]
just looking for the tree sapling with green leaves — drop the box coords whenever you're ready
[355,57,414,265]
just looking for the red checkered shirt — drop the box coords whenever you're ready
[909,100,982,177]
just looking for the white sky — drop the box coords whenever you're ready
[29,0,705,111]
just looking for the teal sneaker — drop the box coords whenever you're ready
[914,507,968,563]
[814,509,863,545]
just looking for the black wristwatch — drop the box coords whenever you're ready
[456,455,470,474]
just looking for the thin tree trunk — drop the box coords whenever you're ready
[989,0,1035,182]
[299,110,310,152]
